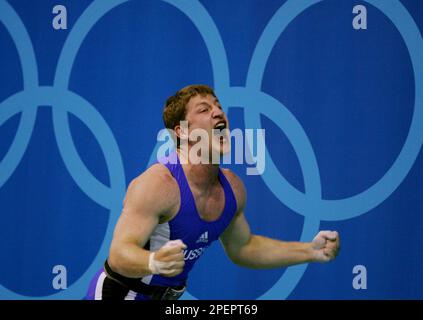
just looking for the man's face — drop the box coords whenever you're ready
[179,93,230,158]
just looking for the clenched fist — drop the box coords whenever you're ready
[311,231,340,263]
[149,239,187,277]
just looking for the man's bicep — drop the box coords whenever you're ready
[112,206,159,249]
[112,167,176,248]
[220,211,252,253]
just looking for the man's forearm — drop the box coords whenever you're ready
[108,243,152,278]
[230,235,316,269]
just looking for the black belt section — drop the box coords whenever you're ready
[103,260,185,299]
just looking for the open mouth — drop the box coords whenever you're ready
[214,120,227,131]
[213,121,228,142]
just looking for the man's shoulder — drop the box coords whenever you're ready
[220,168,244,188]
[127,163,180,208]
[133,163,177,186]
[220,168,246,211]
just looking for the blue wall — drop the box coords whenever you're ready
[0,0,422,299]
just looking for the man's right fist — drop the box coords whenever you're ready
[148,240,187,277]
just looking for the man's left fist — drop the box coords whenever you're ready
[311,230,340,262]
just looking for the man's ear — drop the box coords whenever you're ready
[175,120,189,140]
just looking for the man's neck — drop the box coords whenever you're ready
[177,149,220,190]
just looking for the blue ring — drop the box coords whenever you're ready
[245,0,423,298]
[247,0,423,221]
[0,88,125,298]
[0,1,38,189]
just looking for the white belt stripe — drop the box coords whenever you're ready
[94,272,107,300]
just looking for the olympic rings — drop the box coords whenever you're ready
[0,0,421,299]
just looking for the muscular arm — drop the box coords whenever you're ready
[108,164,182,278]
[220,171,340,269]
[221,212,316,268]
